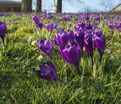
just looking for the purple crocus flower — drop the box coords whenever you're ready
[94,15,100,21]
[84,33,93,60]
[44,13,53,19]
[54,32,68,49]
[94,30,103,37]
[74,30,85,55]
[116,22,121,32]
[59,42,81,69]
[45,23,57,32]
[85,24,93,30]
[85,15,90,21]
[67,30,75,43]
[37,38,53,58]
[38,61,57,81]
[33,16,43,29]
[74,22,85,31]
[94,34,106,63]
[0,21,7,43]
[109,22,116,29]
[63,16,70,21]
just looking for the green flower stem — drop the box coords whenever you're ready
[93,64,97,79]
[92,54,96,79]
[76,66,81,78]
[81,58,85,82]
[91,56,94,71]
[99,62,103,79]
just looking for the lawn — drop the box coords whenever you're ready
[0,13,121,104]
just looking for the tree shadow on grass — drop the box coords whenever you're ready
[0,71,15,103]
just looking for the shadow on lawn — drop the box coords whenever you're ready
[0,71,15,103]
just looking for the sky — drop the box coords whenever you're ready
[11,0,121,12]
[33,0,121,12]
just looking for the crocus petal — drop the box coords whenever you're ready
[38,61,57,81]
[37,38,53,58]
[59,42,81,68]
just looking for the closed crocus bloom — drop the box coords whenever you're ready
[84,33,93,58]
[94,34,106,53]
[59,42,81,68]
[54,32,68,48]
[67,30,75,43]
[37,38,53,58]
[45,23,54,32]
[94,34,106,63]
[74,30,85,50]
[45,23,57,32]
[33,16,43,29]
[0,21,7,43]
[38,61,57,81]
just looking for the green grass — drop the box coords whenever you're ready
[0,14,121,104]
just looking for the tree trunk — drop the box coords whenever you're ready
[36,0,42,12]
[21,0,32,12]
[56,0,62,13]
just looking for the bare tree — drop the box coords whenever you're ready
[21,0,32,12]
[36,0,42,12]
[99,0,114,12]
[56,0,62,13]
[55,0,84,13]
[84,6,91,13]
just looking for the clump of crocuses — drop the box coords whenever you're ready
[37,38,58,81]
[36,20,106,80]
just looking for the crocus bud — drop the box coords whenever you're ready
[94,34,106,63]
[74,30,85,54]
[67,30,75,43]
[59,42,81,68]
[84,33,93,58]
[33,16,43,29]
[37,38,53,58]
[45,23,57,32]
[54,32,68,49]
